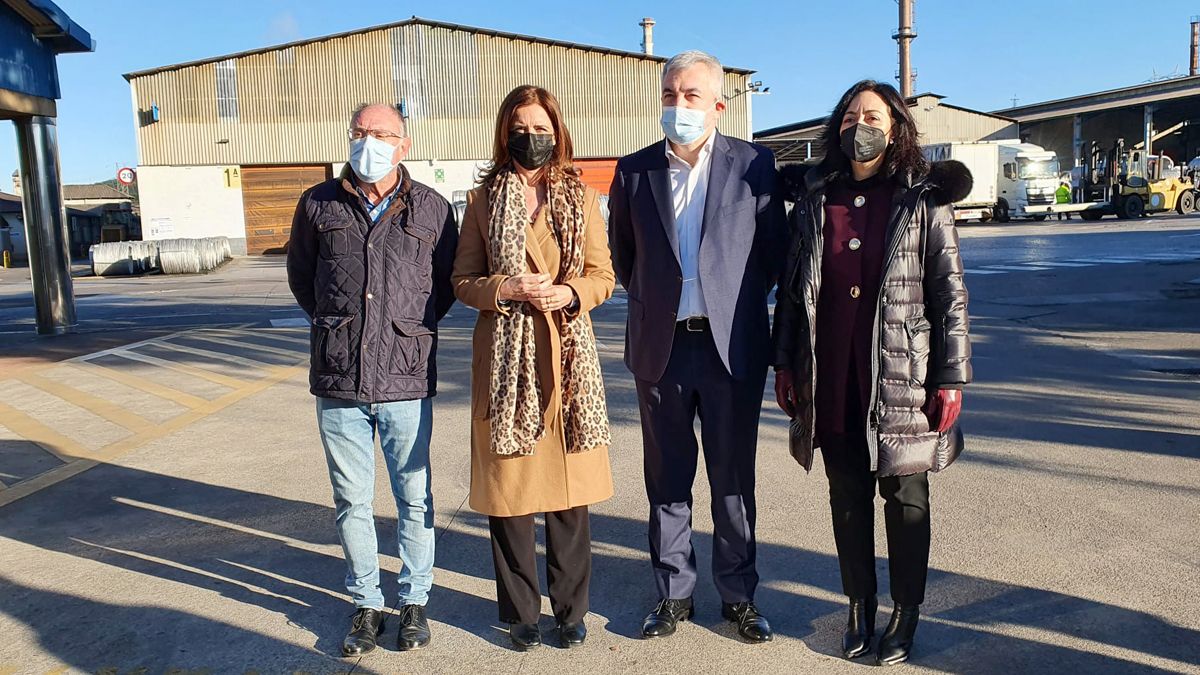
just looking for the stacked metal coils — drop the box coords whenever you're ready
[89,237,233,276]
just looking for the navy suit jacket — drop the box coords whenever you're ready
[609,132,788,382]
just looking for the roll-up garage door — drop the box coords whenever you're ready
[574,158,618,196]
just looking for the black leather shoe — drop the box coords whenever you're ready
[509,623,541,651]
[842,596,877,659]
[397,604,431,651]
[558,620,587,648]
[641,597,694,638]
[341,607,384,657]
[722,601,773,643]
[876,604,920,666]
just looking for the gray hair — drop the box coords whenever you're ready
[662,50,725,100]
[350,102,407,136]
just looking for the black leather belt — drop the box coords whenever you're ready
[678,316,709,332]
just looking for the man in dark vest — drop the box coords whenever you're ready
[287,103,458,657]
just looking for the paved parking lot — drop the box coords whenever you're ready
[0,216,1198,673]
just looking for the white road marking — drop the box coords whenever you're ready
[270,318,310,328]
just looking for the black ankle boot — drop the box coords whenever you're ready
[876,604,920,666]
[842,596,877,659]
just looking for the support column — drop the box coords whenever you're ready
[1143,104,1155,159]
[1072,114,1083,169]
[14,116,77,335]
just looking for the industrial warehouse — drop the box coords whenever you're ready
[124,16,754,255]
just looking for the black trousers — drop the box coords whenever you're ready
[488,506,590,625]
[821,431,931,606]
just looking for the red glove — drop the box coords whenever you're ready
[774,369,797,418]
[923,388,962,433]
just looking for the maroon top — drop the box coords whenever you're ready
[815,173,893,436]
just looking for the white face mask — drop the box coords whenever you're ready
[661,106,709,145]
[349,136,397,184]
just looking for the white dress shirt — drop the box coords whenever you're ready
[665,131,716,320]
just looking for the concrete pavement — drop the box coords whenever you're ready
[0,219,1198,673]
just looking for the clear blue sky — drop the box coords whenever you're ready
[5,0,1200,185]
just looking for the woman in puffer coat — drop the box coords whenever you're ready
[772,79,972,667]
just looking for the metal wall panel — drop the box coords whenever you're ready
[131,23,752,166]
[911,100,1017,143]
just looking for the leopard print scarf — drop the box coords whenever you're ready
[486,167,611,456]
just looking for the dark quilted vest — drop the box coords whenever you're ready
[287,169,456,403]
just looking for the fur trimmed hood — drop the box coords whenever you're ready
[779,159,973,207]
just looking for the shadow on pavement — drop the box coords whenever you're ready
[0,458,1194,673]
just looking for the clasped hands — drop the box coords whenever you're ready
[499,273,576,313]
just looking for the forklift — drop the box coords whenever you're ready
[1146,152,1198,215]
[1077,139,1145,220]
[1077,139,1198,219]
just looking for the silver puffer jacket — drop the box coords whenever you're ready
[773,160,973,477]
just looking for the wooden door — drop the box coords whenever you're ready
[241,164,330,255]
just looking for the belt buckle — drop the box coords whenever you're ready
[685,317,704,332]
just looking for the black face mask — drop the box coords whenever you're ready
[508,132,555,170]
[839,123,889,163]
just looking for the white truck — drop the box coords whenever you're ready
[923,141,1061,222]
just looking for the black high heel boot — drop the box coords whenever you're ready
[876,604,920,666]
[842,596,877,659]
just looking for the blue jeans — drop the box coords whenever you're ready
[316,397,435,609]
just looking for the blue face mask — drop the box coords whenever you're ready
[349,136,398,184]
[660,106,709,145]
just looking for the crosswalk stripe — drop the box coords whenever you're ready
[66,361,210,408]
[105,350,250,389]
[0,400,90,463]
[14,372,156,434]
[188,333,306,360]
[151,339,280,372]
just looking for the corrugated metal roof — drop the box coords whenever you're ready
[756,93,1014,140]
[129,22,753,165]
[993,75,1200,121]
[123,16,754,81]
[62,184,131,201]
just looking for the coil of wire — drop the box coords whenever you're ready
[89,242,142,276]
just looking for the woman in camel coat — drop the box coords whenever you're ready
[451,84,614,651]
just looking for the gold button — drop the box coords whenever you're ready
[853,195,866,207]
[849,237,862,251]
[850,285,861,299]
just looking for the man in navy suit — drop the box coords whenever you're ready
[609,50,787,643]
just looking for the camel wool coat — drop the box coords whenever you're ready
[451,183,615,517]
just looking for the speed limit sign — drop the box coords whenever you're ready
[117,167,136,185]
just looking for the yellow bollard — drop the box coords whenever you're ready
[2,250,10,268]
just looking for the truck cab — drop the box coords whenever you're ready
[997,143,1060,220]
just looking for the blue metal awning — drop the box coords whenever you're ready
[1,0,94,102]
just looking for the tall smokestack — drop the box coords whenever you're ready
[894,0,917,98]
[640,17,655,56]
[1191,16,1199,77]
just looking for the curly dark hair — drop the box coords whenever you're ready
[817,80,928,180]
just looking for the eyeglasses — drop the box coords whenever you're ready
[347,128,406,142]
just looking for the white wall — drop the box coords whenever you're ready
[138,165,248,255]
[331,159,487,204]
[1,214,28,263]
